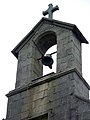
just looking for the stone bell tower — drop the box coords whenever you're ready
[5,4,90,120]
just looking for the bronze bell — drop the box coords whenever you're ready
[41,54,54,69]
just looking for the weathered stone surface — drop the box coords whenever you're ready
[5,18,89,120]
[13,18,86,88]
[6,70,90,120]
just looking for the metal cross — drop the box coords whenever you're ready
[42,4,59,19]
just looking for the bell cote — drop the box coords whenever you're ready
[12,17,88,88]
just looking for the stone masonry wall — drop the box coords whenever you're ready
[6,70,90,120]
[15,22,82,88]
[57,30,82,74]
[15,39,42,88]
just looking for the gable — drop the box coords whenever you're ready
[12,17,88,58]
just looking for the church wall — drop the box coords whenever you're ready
[15,39,42,88]
[6,70,89,120]
[57,30,82,74]
[5,18,90,120]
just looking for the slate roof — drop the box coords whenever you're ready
[12,17,89,59]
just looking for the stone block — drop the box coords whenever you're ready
[39,83,48,92]
[21,103,29,112]
[33,91,43,101]
[21,111,29,120]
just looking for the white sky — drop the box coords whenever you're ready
[0,0,90,119]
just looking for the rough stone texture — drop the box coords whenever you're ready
[15,21,82,88]
[57,31,82,74]
[6,70,90,120]
[5,18,90,120]
[16,40,43,88]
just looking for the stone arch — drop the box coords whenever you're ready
[34,31,57,75]
[36,31,57,55]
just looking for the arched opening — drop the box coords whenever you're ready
[37,31,57,54]
[36,31,57,76]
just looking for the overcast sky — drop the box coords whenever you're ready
[0,0,90,119]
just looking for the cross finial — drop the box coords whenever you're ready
[42,4,59,19]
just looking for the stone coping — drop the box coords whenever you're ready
[6,68,90,97]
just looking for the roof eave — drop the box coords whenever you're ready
[72,25,89,44]
[11,17,89,59]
